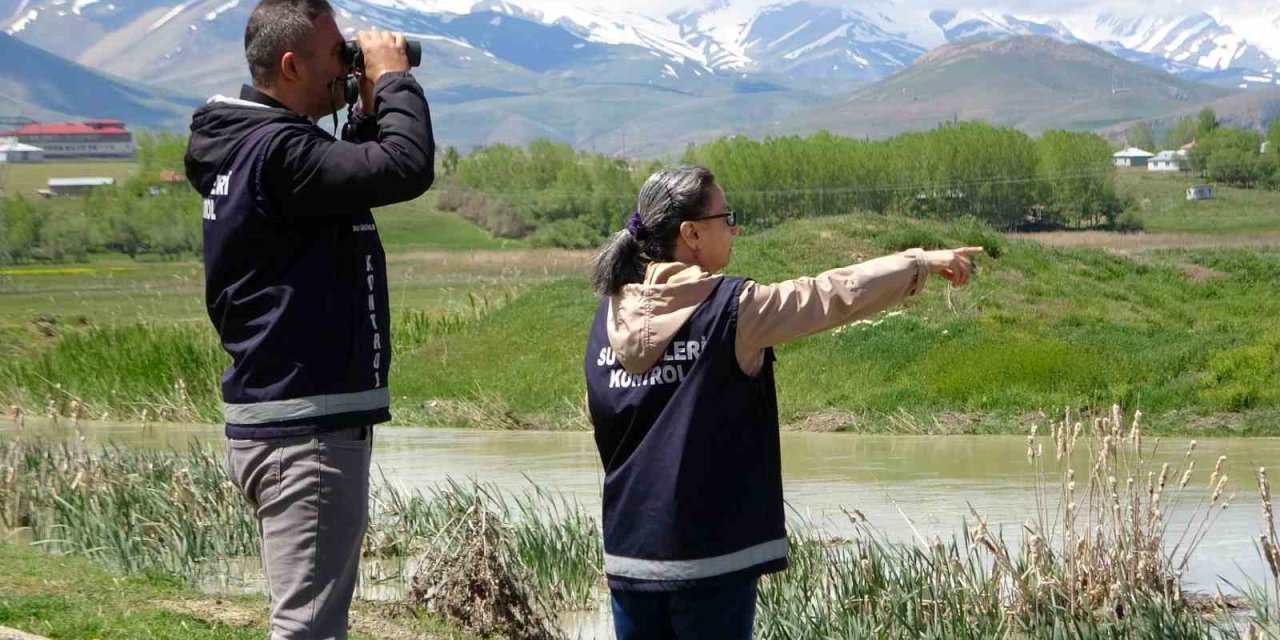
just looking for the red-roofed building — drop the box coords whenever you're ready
[0,119,135,159]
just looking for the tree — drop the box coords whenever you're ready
[1197,107,1218,138]
[442,146,460,176]
[1207,149,1261,186]
[1126,121,1155,151]
[1163,117,1198,148]
[0,195,42,262]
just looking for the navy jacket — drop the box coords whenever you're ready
[585,277,787,592]
[184,74,434,437]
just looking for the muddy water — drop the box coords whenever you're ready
[5,421,1279,636]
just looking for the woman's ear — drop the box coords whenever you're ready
[679,220,699,251]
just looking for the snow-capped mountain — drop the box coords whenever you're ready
[1072,13,1273,74]
[7,0,1280,94]
[928,9,1073,43]
[6,0,1280,150]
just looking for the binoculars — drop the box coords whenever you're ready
[340,38,423,70]
[339,38,422,105]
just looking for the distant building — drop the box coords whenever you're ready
[1186,185,1215,201]
[0,119,135,159]
[45,177,115,197]
[0,138,44,163]
[1148,149,1188,172]
[1113,147,1154,168]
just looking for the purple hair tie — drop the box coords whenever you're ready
[625,211,644,237]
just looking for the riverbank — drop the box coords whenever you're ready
[2,415,1278,639]
[0,542,477,640]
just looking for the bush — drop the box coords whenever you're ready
[458,192,527,239]
[434,178,467,212]
[39,211,94,261]
[1109,208,1146,234]
[528,219,603,249]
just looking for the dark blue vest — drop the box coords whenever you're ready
[202,122,392,437]
[585,276,787,592]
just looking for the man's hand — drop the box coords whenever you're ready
[924,247,984,287]
[355,29,409,115]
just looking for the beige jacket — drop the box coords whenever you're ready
[605,249,932,376]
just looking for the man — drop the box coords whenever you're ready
[183,0,433,637]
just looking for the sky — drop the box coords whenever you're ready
[544,0,1272,20]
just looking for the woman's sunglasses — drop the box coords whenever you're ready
[691,210,737,227]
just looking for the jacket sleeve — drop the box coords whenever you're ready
[734,250,930,375]
[265,71,435,216]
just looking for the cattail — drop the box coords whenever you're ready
[1211,475,1228,505]
[1260,468,1275,540]
[1128,409,1142,447]
[1209,456,1226,490]
[1179,461,1195,489]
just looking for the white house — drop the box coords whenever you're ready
[0,138,44,163]
[1148,149,1188,172]
[1114,147,1155,168]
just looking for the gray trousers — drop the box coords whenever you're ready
[224,426,373,640]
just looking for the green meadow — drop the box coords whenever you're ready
[4,170,1280,434]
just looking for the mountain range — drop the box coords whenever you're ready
[4,0,1280,153]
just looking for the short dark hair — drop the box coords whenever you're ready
[244,0,333,87]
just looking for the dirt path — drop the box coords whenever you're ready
[0,627,50,640]
[1008,231,1280,252]
[154,599,446,640]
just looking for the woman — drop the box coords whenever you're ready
[583,165,981,640]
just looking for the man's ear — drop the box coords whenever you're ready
[280,51,302,83]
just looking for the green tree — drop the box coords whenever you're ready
[442,146,460,176]
[1163,117,1198,148]
[1036,130,1118,228]
[0,195,42,262]
[1197,107,1218,138]
[1207,149,1262,186]
[1126,121,1155,152]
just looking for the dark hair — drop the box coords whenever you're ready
[244,0,333,87]
[590,165,716,296]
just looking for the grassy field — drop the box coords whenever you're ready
[1117,169,1280,236]
[0,161,137,198]
[382,213,1280,434]
[0,543,477,640]
[8,208,1280,434]
[7,167,1280,433]
[375,193,527,253]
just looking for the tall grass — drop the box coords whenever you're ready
[3,409,1279,637]
[755,407,1275,639]
[0,304,495,424]
[0,438,600,611]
